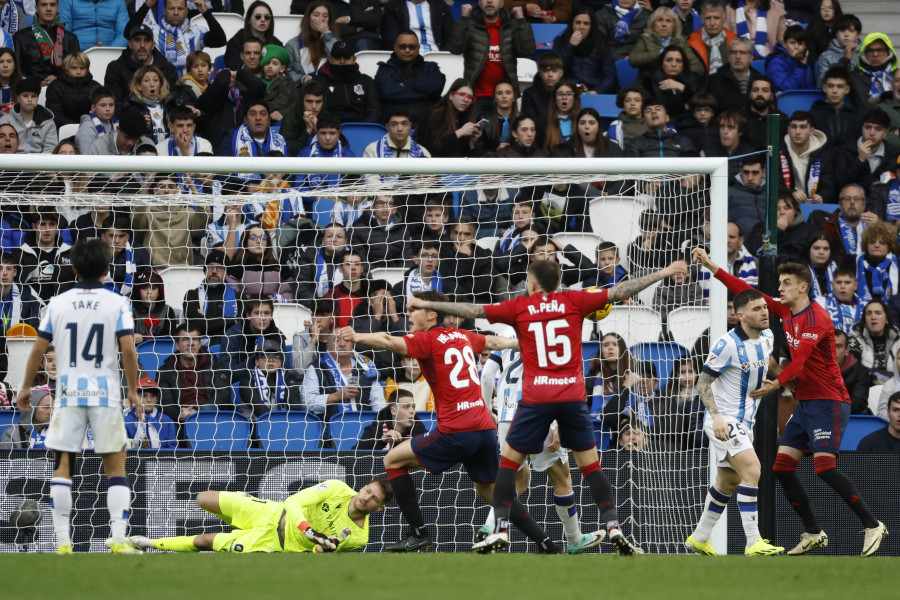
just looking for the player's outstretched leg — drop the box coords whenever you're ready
[50,452,74,554]
[544,459,605,554]
[479,463,531,543]
[772,452,828,555]
[128,533,216,552]
[572,449,639,556]
[383,442,432,552]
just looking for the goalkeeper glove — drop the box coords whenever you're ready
[299,521,339,552]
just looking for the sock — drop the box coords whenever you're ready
[483,506,495,531]
[152,536,200,552]
[491,457,520,529]
[509,498,555,552]
[581,464,618,529]
[692,485,730,543]
[385,468,426,536]
[814,456,879,529]
[736,485,760,545]
[553,493,582,546]
[50,477,73,547]
[107,476,131,540]
[773,453,820,533]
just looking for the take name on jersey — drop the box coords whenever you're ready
[703,325,774,427]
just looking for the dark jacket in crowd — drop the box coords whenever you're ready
[833,142,899,196]
[554,32,617,94]
[707,64,761,111]
[374,53,445,126]
[157,350,233,423]
[354,404,429,450]
[13,23,81,81]
[104,48,179,108]
[840,352,872,415]
[313,61,382,124]
[624,128,697,158]
[350,211,410,269]
[45,71,100,128]
[183,282,240,343]
[330,0,384,48]
[236,366,304,419]
[809,98,863,151]
[382,0,452,51]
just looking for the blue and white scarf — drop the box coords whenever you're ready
[498,226,520,254]
[375,133,426,158]
[107,243,135,296]
[0,283,22,331]
[887,177,900,222]
[559,116,572,140]
[862,61,894,100]
[252,365,286,408]
[809,260,836,300]
[231,124,288,179]
[90,110,116,136]
[28,425,46,449]
[690,8,702,32]
[819,293,864,333]
[0,0,33,35]
[735,1,768,57]
[168,135,201,156]
[838,216,864,256]
[611,1,640,45]
[314,248,344,297]
[198,282,237,318]
[321,351,378,413]
[404,268,443,300]
[857,253,898,302]
[155,17,200,76]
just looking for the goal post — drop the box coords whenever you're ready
[0,154,729,553]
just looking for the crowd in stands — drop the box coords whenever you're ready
[0,0,899,453]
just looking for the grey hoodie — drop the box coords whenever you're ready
[0,104,58,153]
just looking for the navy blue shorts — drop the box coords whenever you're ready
[780,399,850,454]
[410,428,499,484]
[505,401,596,455]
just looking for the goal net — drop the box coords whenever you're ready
[0,155,728,554]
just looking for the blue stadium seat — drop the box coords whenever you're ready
[841,415,888,451]
[449,0,476,19]
[214,55,226,71]
[329,411,378,450]
[0,410,18,429]
[416,410,436,432]
[593,420,613,450]
[777,90,825,116]
[311,197,335,226]
[630,342,688,391]
[341,122,387,156]
[579,93,620,120]
[616,58,638,87]
[136,338,176,380]
[183,410,251,450]
[800,203,838,221]
[532,23,566,52]
[582,341,600,377]
[751,59,766,73]
[257,410,324,450]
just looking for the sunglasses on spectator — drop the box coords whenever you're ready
[248,234,268,242]
[254,13,273,20]
[452,91,475,101]
[396,43,418,50]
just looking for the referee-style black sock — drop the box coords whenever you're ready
[509,499,555,552]
[817,468,879,529]
[387,473,426,535]
[774,470,821,534]
[583,470,619,529]
[492,465,518,525]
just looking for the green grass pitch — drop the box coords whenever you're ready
[2,554,894,599]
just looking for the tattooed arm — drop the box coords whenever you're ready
[696,371,728,441]
[406,296,486,319]
[607,260,688,304]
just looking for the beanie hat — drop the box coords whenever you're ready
[261,44,291,68]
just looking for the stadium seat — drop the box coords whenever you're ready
[616,58,638,86]
[636,279,661,308]
[158,265,205,312]
[473,318,503,335]
[579,94,620,119]
[273,15,303,43]
[416,410,436,432]
[424,51,464,96]
[449,0,476,19]
[630,341,688,391]
[84,46,126,87]
[517,57,538,91]
[136,338,176,379]
[582,318,598,342]
[368,267,406,286]
[800,202,838,221]
[751,59,766,73]
[213,54,226,71]
[183,410,252,450]
[192,13,242,40]
[354,50,392,78]
[554,232,600,260]
[592,420,613,450]
[265,0,294,14]
[868,384,883,416]
[341,122,387,156]
[329,411,378,450]
[531,23,566,52]
[475,236,499,251]
[582,341,600,376]
[256,410,324,451]
[0,410,18,429]
[271,302,312,340]
[588,196,646,267]
[666,306,709,350]
[777,90,826,116]
[58,123,79,140]
[603,305,663,345]
[841,415,888,451]
[5,337,35,392]
[311,196,334,226]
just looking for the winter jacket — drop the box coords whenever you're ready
[412,106,473,157]
[778,129,836,203]
[728,173,767,248]
[815,36,860,87]
[350,212,410,269]
[124,407,177,449]
[226,261,295,301]
[874,91,900,155]
[329,0,383,48]
[624,128,696,158]
[285,32,337,84]
[554,32,617,94]
[440,245,498,304]
[382,0,452,51]
[750,208,817,265]
[848,33,899,109]
[157,351,234,423]
[45,71,100,127]
[125,3,227,75]
[104,48,179,108]
[120,92,168,143]
[17,239,75,302]
[354,404,429,450]
[833,140,898,196]
[236,367,304,420]
[59,0,129,48]
[313,61,381,124]
[460,187,517,232]
[132,205,211,268]
[223,31,283,71]
[0,283,42,329]
[132,301,177,340]
[677,115,719,156]
[222,321,286,376]
[263,73,298,117]
[809,98,862,151]
[13,22,81,81]
[838,352,873,415]
[765,43,816,92]
[594,4,648,61]
[0,104,58,153]
[374,53,445,126]
[849,320,900,385]
[704,139,760,180]
[520,73,551,144]
[169,69,234,151]
[182,282,239,342]
[742,107,787,150]
[707,63,762,111]
[448,7,535,97]
[686,27,738,78]
[642,68,703,118]
[628,34,704,84]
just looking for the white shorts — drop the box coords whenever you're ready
[497,421,568,472]
[703,416,754,469]
[45,406,127,454]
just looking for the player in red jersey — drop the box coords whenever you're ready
[338,290,559,553]
[693,248,887,557]
[408,259,687,554]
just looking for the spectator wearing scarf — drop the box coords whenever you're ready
[238,338,303,420]
[0,387,52,449]
[364,108,430,184]
[855,222,900,303]
[182,249,239,345]
[687,1,737,78]
[848,299,900,385]
[124,377,177,449]
[848,33,899,108]
[0,253,41,329]
[725,0,786,58]
[296,112,356,194]
[398,241,444,302]
[595,0,648,61]
[816,266,864,334]
[0,0,33,36]
[11,0,79,82]
[222,100,287,178]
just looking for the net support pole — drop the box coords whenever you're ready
[756,113,783,543]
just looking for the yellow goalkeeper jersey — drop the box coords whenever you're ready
[282,480,370,553]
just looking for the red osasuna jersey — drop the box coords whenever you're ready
[403,326,495,434]
[482,288,611,404]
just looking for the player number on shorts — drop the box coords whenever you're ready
[727,423,747,438]
[64,322,105,368]
[445,346,480,389]
[527,319,572,368]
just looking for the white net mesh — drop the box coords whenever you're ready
[0,156,723,553]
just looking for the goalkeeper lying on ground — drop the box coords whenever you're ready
[128,478,392,553]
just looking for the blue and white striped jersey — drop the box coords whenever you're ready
[486,327,523,423]
[37,281,134,408]
[702,326,774,427]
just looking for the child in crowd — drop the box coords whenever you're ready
[131,270,177,344]
[522,52,564,145]
[0,78,57,153]
[608,84,648,150]
[75,87,117,154]
[46,51,100,128]
[0,48,21,115]
[331,196,371,228]
[238,338,303,420]
[544,80,580,152]
[260,44,299,123]
[124,376,177,450]
[586,241,630,290]
[766,25,816,93]
[817,265,865,333]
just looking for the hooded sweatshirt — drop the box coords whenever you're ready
[783,129,828,194]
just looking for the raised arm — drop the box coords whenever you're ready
[484,335,519,352]
[406,296,485,320]
[606,260,687,303]
[696,370,728,441]
[338,327,408,356]
[692,247,787,318]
